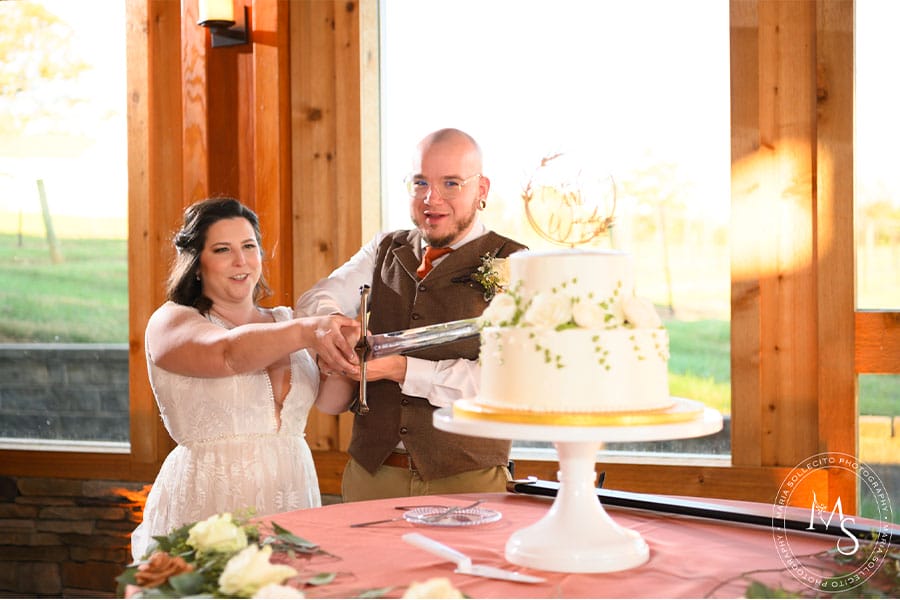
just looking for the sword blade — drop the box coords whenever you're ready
[364,318,481,360]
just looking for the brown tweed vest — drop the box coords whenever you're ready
[347,229,527,480]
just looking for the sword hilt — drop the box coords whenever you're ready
[354,285,370,415]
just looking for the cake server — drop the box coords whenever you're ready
[402,533,545,584]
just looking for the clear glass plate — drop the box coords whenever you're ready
[403,506,502,527]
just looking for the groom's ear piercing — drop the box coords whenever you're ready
[479,199,487,209]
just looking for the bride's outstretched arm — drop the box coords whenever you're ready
[146,302,360,377]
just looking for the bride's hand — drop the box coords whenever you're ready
[302,314,360,375]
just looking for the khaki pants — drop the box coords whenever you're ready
[341,456,510,503]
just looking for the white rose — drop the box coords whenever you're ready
[219,545,299,597]
[523,293,572,328]
[571,299,607,329]
[622,296,662,328]
[402,577,465,599]
[479,292,517,325]
[186,513,248,554]
[253,583,306,599]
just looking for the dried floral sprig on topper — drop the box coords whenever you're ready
[521,152,616,248]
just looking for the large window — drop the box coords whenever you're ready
[0,1,128,446]
[854,0,900,516]
[380,0,731,458]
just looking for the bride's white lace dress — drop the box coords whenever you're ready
[131,306,321,560]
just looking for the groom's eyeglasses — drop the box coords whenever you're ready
[405,173,482,201]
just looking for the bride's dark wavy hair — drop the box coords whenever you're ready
[166,197,272,314]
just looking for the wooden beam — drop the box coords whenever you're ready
[128,0,182,469]
[292,0,339,295]
[253,0,294,306]
[181,0,211,203]
[856,311,900,373]
[290,1,368,452]
[0,451,159,482]
[730,0,820,472]
[730,0,764,468]
[815,0,857,511]
[311,451,830,508]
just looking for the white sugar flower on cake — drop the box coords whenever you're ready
[479,292,518,326]
[523,292,573,328]
[622,296,662,328]
[572,298,608,329]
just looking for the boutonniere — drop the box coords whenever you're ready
[471,253,510,301]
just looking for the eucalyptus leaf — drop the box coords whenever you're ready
[270,522,320,550]
[744,581,800,598]
[168,571,206,596]
[136,587,181,599]
[115,567,139,586]
[305,572,337,586]
[355,586,394,598]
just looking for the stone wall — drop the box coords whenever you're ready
[0,476,148,598]
[0,344,129,442]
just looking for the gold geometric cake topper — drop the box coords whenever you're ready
[521,153,616,248]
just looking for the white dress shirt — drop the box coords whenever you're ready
[295,222,487,408]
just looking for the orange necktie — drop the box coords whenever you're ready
[416,246,453,278]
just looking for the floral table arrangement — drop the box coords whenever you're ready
[117,512,464,599]
[117,512,318,598]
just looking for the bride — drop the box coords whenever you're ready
[131,197,359,561]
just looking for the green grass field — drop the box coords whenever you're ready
[0,231,896,415]
[0,233,128,342]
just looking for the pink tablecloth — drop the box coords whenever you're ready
[263,491,853,598]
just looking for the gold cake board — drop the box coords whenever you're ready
[452,397,705,427]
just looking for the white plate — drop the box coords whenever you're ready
[403,506,502,527]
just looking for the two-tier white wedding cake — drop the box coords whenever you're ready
[466,249,671,416]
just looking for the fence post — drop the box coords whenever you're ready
[36,179,63,264]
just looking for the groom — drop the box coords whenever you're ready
[296,128,527,502]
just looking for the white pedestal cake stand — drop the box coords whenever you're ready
[433,398,722,574]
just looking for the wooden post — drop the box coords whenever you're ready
[36,179,63,264]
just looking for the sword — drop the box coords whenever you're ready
[357,317,481,361]
[353,285,371,415]
[349,286,483,414]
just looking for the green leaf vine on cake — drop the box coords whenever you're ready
[478,277,665,369]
